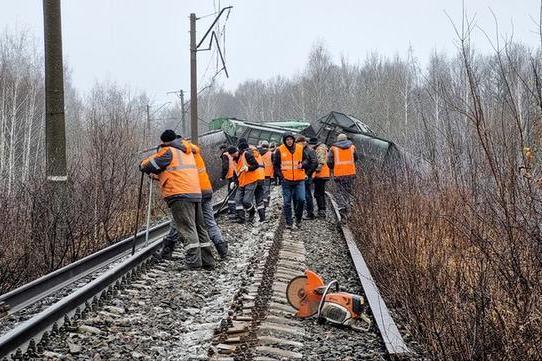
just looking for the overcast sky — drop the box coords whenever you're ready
[1,0,541,103]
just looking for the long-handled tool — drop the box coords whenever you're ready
[286,270,372,331]
[131,172,145,255]
[143,175,154,247]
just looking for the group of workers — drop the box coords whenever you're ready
[139,129,358,270]
[219,132,358,229]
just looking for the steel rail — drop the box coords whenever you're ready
[0,199,227,360]
[326,192,410,356]
[0,221,170,317]
[0,236,163,359]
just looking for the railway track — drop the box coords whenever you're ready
[0,194,229,360]
[0,187,419,360]
[208,193,413,360]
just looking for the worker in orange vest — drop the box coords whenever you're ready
[310,137,330,218]
[327,133,358,219]
[220,144,238,217]
[188,140,228,259]
[272,133,313,230]
[258,140,274,208]
[139,130,215,270]
[232,138,265,223]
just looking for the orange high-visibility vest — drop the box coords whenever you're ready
[314,163,330,179]
[191,144,212,197]
[237,151,260,187]
[250,146,265,181]
[262,150,274,178]
[223,152,235,180]
[278,144,305,181]
[331,145,356,177]
[143,145,201,200]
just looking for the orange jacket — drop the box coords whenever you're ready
[330,145,357,177]
[237,150,261,187]
[140,141,201,201]
[262,150,274,178]
[277,143,306,181]
[189,143,213,198]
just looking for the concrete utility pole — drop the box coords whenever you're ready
[43,0,67,184]
[190,13,198,144]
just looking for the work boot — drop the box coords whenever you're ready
[236,209,246,224]
[294,219,302,229]
[247,207,256,223]
[318,210,326,218]
[304,213,316,220]
[285,224,293,230]
[216,242,228,259]
[258,208,266,222]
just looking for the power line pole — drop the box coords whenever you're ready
[189,7,232,144]
[180,90,186,136]
[190,13,198,144]
[43,0,67,184]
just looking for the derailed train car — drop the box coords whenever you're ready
[203,111,426,175]
[201,111,429,175]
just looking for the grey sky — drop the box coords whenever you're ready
[1,0,540,103]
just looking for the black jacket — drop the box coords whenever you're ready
[220,153,230,180]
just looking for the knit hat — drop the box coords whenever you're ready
[238,141,249,151]
[160,129,177,143]
[237,138,248,147]
[260,140,269,148]
[308,137,319,145]
[269,142,277,150]
[295,135,307,143]
[337,133,348,141]
[227,146,238,155]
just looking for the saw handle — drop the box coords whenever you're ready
[317,280,339,319]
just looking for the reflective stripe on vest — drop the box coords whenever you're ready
[314,163,331,179]
[331,145,356,177]
[156,146,201,200]
[278,144,305,181]
[262,151,274,178]
[250,146,265,181]
[237,151,260,187]
[223,152,235,179]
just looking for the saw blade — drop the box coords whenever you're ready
[286,275,308,310]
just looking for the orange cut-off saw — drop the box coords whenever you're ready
[286,270,372,331]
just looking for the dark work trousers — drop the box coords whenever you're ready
[313,178,328,213]
[262,178,272,208]
[236,181,265,222]
[281,180,305,226]
[304,177,315,216]
[255,180,266,221]
[202,195,225,246]
[169,200,215,269]
[235,182,256,221]
[227,179,237,215]
[335,177,355,213]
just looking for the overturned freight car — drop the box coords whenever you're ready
[205,112,416,173]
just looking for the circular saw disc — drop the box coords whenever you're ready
[286,275,309,310]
